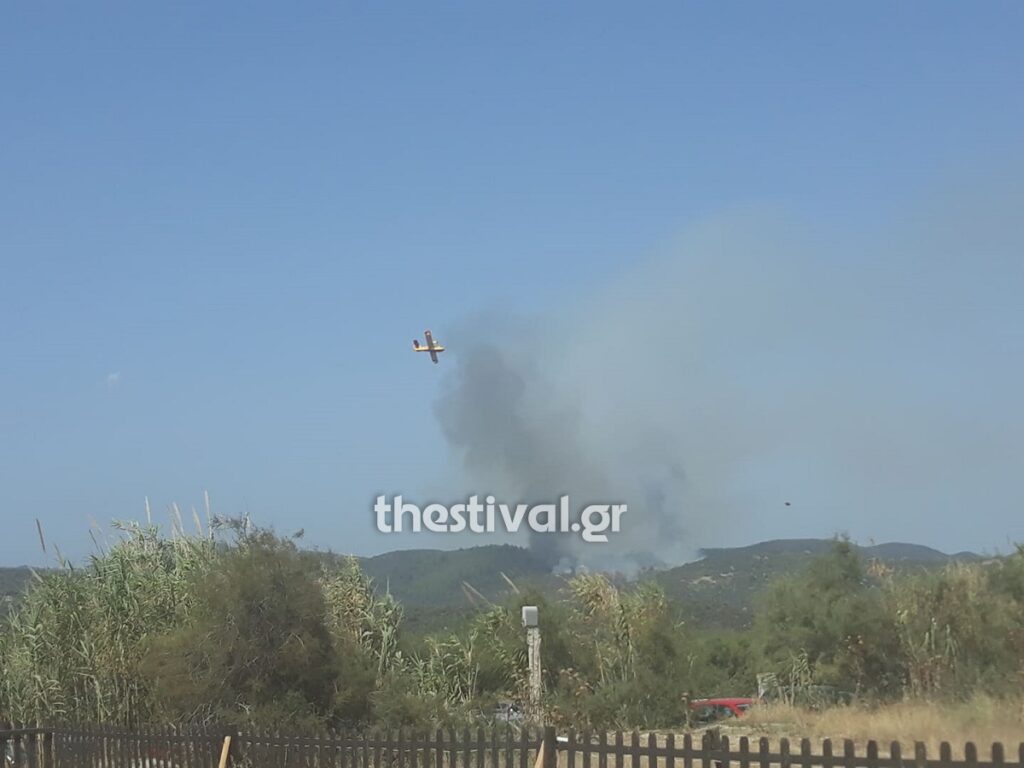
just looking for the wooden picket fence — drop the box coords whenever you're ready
[0,725,1022,768]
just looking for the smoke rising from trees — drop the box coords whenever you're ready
[432,174,1024,570]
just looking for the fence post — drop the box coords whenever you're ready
[218,735,233,768]
[542,727,556,768]
[218,727,243,768]
[42,729,54,768]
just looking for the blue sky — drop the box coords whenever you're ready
[2,2,1023,565]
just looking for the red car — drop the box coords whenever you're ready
[689,697,755,722]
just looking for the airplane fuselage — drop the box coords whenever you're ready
[413,330,444,363]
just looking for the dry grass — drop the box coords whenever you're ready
[543,698,1024,768]
[736,697,1024,757]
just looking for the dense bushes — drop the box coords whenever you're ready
[142,530,376,729]
[0,524,1022,729]
[755,538,1024,703]
[886,555,1024,698]
[0,520,217,724]
[754,538,904,697]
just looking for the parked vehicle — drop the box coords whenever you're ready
[689,697,755,723]
[485,700,525,725]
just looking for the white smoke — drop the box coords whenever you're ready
[432,172,1024,569]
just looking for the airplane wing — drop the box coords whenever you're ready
[425,330,439,364]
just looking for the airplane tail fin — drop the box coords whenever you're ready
[413,340,420,349]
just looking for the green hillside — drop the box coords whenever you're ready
[653,539,982,629]
[349,539,982,632]
[308,544,563,632]
[358,544,555,606]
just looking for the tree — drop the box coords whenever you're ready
[143,530,374,729]
[754,537,903,697]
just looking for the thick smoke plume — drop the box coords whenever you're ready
[432,182,1024,571]
[433,324,689,570]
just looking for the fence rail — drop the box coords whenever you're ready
[0,725,1019,768]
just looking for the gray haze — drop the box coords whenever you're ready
[432,174,1024,570]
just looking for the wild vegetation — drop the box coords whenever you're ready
[739,697,1024,756]
[0,520,1021,733]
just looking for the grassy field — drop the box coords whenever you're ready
[536,699,1024,768]
[728,697,1024,756]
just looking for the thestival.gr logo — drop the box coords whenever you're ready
[374,495,626,543]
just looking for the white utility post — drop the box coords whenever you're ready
[521,605,541,714]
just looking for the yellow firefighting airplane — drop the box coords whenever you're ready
[412,330,445,364]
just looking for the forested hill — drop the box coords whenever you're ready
[654,539,984,629]
[0,539,984,631]
[345,539,982,632]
